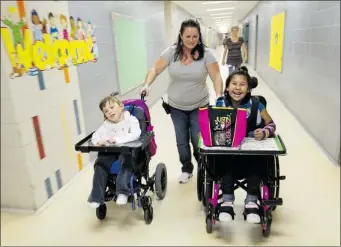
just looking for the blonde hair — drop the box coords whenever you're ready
[231,26,239,32]
[99,96,124,120]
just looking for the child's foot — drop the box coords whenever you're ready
[219,201,235,222]
[244,202,261,224]
[89,202,100,208]
[116,194,128,205]
[178,172,193,184]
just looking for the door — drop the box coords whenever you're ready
[254,14,259,71]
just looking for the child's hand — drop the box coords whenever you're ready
[254,128,266,141]
[108,136,116,144]
[97,138,107,146]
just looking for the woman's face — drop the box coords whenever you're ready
[180,27,200,50]
[226,74,248,103]
[231,28,239,37]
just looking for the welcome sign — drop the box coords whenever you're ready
[1,6,99,79]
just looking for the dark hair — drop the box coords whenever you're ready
[173,18,205,62]
[48,12,54,19]
[224,66,258,104]
[31,9,40,24]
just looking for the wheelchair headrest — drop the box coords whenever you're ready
[250,76,258,89]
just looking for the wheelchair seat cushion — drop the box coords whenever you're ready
[110,160,121,174]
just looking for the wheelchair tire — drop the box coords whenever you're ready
[144,206,153,224]
[262,217,272,237]
[197,163,203,202]
[206,217,213,234]
[96,204,107,220]
[155,163,167,200]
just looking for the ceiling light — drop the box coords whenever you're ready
[210,12,233,16]
[212,16,232,19]
[202,1,234,4]
[206,7,235,11]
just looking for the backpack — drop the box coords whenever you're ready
[122,98,157,156]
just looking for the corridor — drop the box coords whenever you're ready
[1,46,340,246]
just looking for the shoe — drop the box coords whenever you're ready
[178,172,193,184]
[116,194,128,205]
[244,202,261,224]
[219,201,235,222]
[89,202,100,208]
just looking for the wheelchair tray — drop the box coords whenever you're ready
[74,132,154,154]
[199,135,287,156]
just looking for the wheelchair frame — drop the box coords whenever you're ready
[197,135,287,237]
[75,124,167,225]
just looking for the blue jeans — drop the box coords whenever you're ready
[170,106,201,174]
[88,153,133,204]
[228,64,241,75]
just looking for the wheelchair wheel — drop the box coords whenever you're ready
[155,163,167,200]
[206,216,213,234]
[197,161,203,202]
[262,215,272,237]
[96,203,107,220]
[144,206,153,224]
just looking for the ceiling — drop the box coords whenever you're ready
[173,1,258,33]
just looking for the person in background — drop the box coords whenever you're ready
[139,18,224,184]
[222,26,248,74]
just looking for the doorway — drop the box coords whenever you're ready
[254,14,259,71]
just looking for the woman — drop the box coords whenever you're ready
[222,26,248,74]
[140,19,224,183]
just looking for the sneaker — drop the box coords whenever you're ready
[244,202,261,224]
[116,194,128,205]
[89,202,100,208]
[178,172,193,184]
[219,201,235,222]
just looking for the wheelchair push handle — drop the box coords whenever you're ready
[140,90,147,101]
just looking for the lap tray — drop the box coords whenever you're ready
[75,132,154,154]
[199,134,287,156]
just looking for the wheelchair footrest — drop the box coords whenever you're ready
[263,198,283,206]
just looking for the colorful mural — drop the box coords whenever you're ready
[1,6,99,79]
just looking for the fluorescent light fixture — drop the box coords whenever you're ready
[202,1,234,4]
[210,12,233,16]
[212,16,232,19]
[206,7,235,11]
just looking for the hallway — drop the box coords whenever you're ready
[1,47,340,246]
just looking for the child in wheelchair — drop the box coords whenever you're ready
[88,95,141,207]
[216,66,277,224]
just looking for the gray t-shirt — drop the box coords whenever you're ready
[161,45,217,111]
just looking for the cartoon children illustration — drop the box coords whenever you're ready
[60,14,69,40]
[9,52,25,79]
[69,16,77,40]
[1,6,26,46]
[76,17,86,40]
[87,21,99,61]
[48,12,59,41]
[31,9,43,42]
[41,18,48,34]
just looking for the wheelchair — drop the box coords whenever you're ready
[75,97,167,225]
[197,94,287,237]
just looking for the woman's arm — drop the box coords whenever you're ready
[241,42,248,62]
[207,62,224,98]
[222,46,228,65]
[142,57,168,88]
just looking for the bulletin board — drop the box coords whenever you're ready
[111,12,148,94]
[269,11,286,72]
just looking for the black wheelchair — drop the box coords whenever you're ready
[75,98,167,225]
